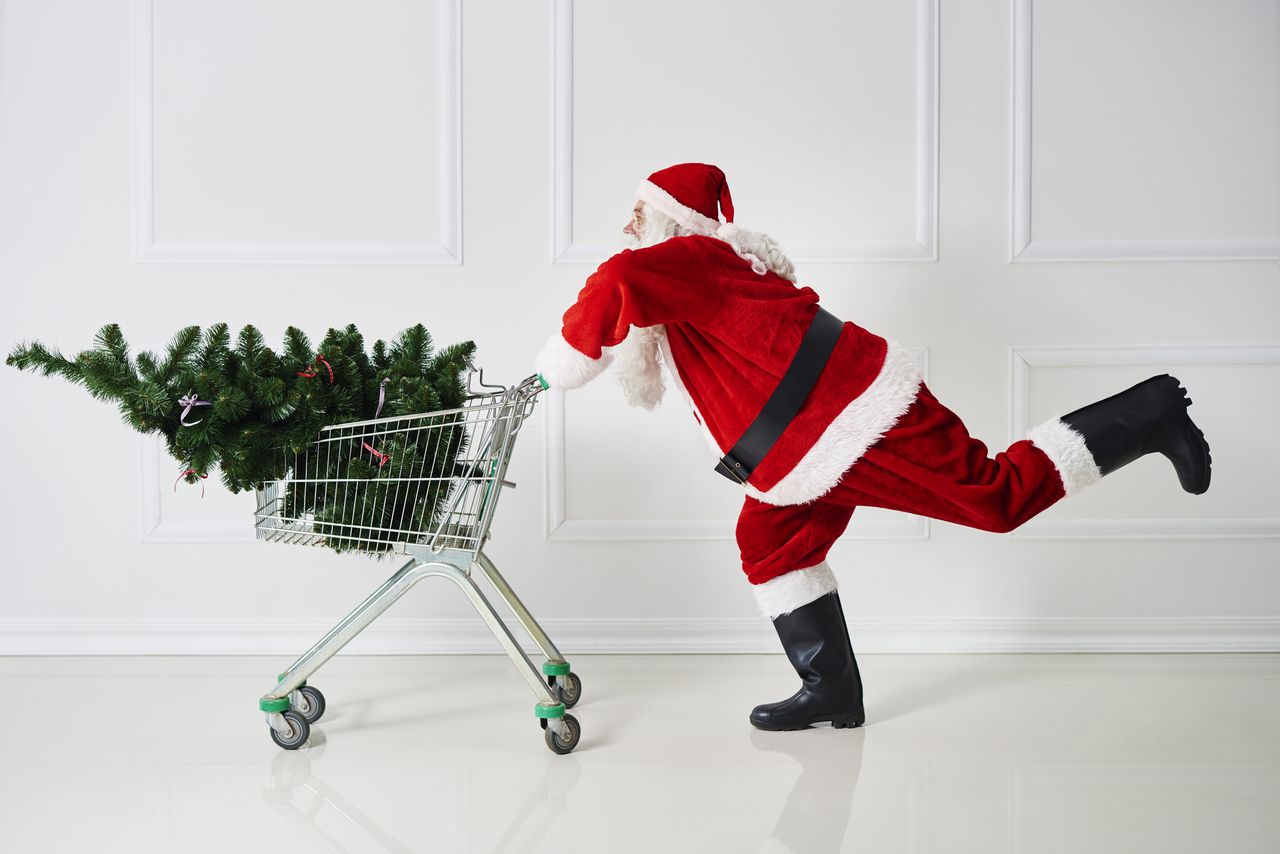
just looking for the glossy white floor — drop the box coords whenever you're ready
[1,654,1277,853]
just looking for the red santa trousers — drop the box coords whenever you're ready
[736,380,1074,618]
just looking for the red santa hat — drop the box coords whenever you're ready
[636,163,735,232]
[635,163,768,275]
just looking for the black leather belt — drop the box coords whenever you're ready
[714,306,844,485]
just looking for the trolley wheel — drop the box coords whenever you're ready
[269,710,311,751]
[293,685,326,724]
[550,672,582,709]
[544,713,580,755]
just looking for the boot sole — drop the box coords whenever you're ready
[750,711,865,731]
[1163,409,1212,495]
[1148,381,1211,495]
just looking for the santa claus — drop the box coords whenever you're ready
[534,162,1213,731]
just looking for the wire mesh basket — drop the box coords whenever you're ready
[254,371,584,755]
[254,370,538,559]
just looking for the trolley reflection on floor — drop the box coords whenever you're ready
[262,735,582,854]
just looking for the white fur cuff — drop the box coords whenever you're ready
[534,332,614,390]
[750,561,839,619]
[1026,417,1103,497]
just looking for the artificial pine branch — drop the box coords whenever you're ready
[4,340,82,384]
[157,326,202,382]
[8,323,480,557]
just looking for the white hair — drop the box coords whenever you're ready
[610,204,798,410]
[638,204,797,281]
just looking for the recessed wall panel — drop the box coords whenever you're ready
[567,0,930,259]
[1024,0,1279,250]
[142,0,450,259]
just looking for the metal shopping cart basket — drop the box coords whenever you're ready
[253,370,580,754]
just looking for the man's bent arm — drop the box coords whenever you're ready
[534,238,721,390]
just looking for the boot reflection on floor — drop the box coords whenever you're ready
[751,726,867,854]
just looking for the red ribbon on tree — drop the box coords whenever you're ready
[297,354,334,384]
[361,441,391,468]
[173,468,209,497]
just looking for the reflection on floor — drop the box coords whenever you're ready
[1,654,1278,853]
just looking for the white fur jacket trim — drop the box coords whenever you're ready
[657,331,924,507]
[744,339,924,506]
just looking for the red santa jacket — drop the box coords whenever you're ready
[534,234,923,506]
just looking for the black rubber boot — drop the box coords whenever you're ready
[1060,373,1212,494]
[751,591,865,731]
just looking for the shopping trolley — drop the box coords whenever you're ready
[253,370,581,754]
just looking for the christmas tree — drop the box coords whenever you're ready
[7,323,478,555]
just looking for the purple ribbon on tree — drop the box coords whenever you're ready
[363,378,393,467]
[178,391,211,426]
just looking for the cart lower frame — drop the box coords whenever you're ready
[259,545,581,752]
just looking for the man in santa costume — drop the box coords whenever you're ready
[534,162,1213,731]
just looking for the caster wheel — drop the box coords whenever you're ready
[544,713,580,755]
[293,685,326,723]
[269,710,310,751]
[550,672,582,709]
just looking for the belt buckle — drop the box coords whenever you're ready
[715,454,750,485]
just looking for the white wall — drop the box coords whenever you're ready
[1,0,1277,655]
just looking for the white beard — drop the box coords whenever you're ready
[611,323,668,410]
[610,223,670,410]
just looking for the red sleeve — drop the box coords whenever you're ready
[560,237,723,359]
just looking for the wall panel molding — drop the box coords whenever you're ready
[1008,344,1280,538]
[551,0,939,264]
[1009,0,1280,263]
[130,0,462,265]
[138,434,254,543]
